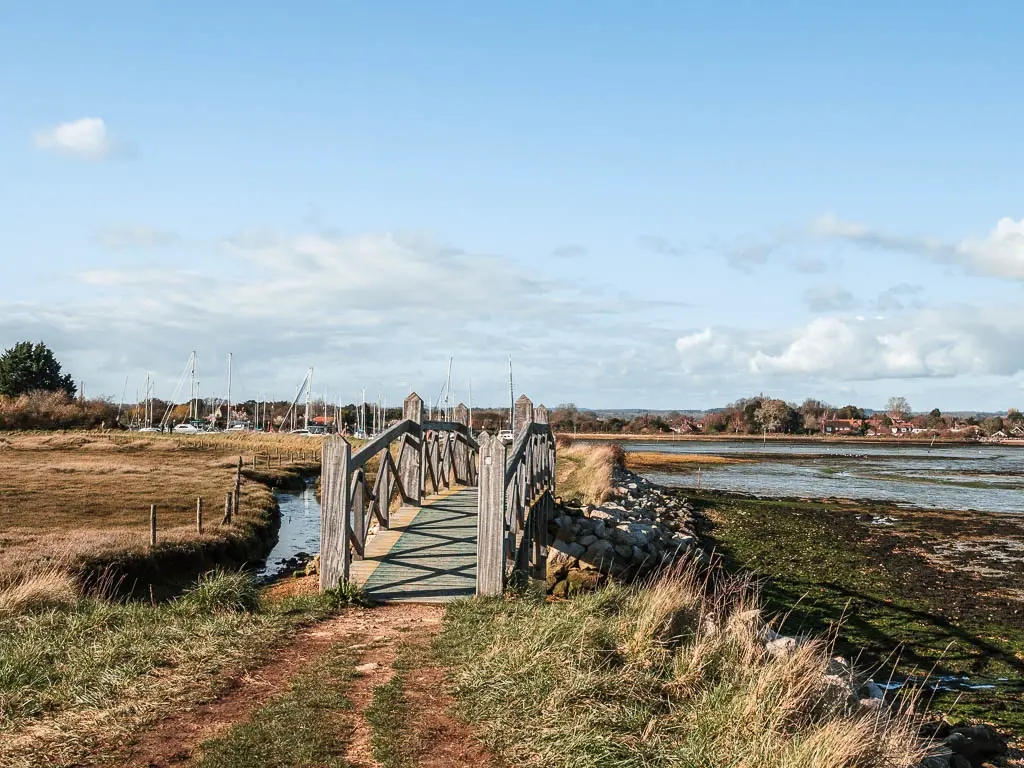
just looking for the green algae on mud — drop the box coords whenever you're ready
[689,489,1024,735]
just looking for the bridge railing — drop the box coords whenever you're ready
[477,396,556,596]
[320,392,478,589]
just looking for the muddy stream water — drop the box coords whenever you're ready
[254,482,321,581]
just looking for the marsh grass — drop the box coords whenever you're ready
[625,451,752,473]
[556,441,620,505]
[439,564,928,768]
[0,571,353,768]
[0,568,78,615]
[0,430,322,589]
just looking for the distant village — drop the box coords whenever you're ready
[547,397,1024,441]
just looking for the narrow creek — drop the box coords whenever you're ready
[254,482,322,582]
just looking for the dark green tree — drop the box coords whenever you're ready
[0,341,76,397]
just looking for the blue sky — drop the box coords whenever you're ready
[3,2,1024,411]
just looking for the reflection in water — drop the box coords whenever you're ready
[254,483,322,581]
[617,441,1024,514]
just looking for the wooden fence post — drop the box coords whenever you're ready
[223,491,233,525]
[320,437,351,590]
[149,504,157,547]
[399,393,423,505]
[233,456,242,519]
[196,497,204,534]
[453,403,470,484]
[514,394,534,439]
[476,432,506,597]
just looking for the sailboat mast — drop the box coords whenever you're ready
[445,357,453,421]
[468,379,473,432]
[189,351,197,421]
[305,367,312,429]
[508,355,514,433]
[117,375,128,425]
[226,352,232,430]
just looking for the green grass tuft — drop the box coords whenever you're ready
[364,674,413,768]
[180,569,262,613]
[197,645,357,768]
[0,575,352,767]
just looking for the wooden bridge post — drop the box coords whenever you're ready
[533,405,551,579]
[476,431,506,596]
[453,403,470,484]
[321,437,351,589]
[514,394,534,439]
[399,393,423,505]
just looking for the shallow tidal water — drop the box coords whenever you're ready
[622,441,1024,514]
[254,483,321,581]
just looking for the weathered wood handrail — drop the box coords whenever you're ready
[350,419,419,470]
[477,397,556,596]
[320,392,479,589]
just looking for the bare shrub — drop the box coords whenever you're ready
[0,391,117,430]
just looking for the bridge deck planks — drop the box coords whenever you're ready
[352,487,478,603]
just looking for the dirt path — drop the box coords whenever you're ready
[110,596,497,768]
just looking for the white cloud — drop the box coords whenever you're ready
[723,213,1024,281]
[0,230,686,404]
[637,235,684,258]
[676,327,712,351]
[875,283,923,312]
[790,256,830,274]
[803,285,858,312]
[96,226,182,249]
[34,118,112,160]
[550,244,587,259]
[961,217,1024,279]
[678,308,1024,382]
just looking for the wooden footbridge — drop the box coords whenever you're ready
[319,392,556,602]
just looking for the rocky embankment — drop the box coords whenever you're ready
[546,466,706,596]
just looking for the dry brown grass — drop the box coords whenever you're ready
[555,441,619,505]
[0,430,325,588]
[0,568,78,615]
[624,450,750,473]
[442,562,930,768]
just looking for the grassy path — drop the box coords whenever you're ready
[109,586,496,768]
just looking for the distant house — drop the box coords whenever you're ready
[672,419,701,434]
[989,430,1008,440]
[1010,424,1024,437]
[889,419,913,435]
[822,418,862,434]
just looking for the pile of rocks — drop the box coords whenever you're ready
[918,724,1007,767]
[766,631,1007,768]
[546,466,706,597]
